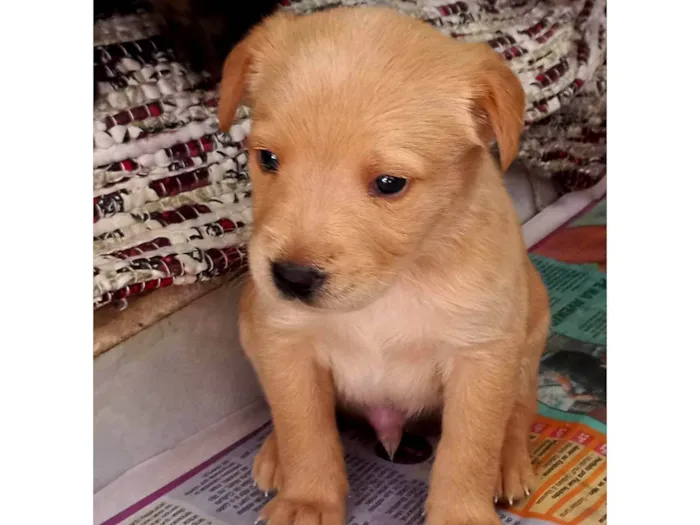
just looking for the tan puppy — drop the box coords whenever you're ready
[218,7,550,525]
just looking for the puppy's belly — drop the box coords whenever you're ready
[326,346,443,418]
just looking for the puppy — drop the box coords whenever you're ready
[218,8,550,525]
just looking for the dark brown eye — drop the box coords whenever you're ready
[258,149,279,173]
[373,174,407,196]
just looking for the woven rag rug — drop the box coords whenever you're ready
[93,0,607,309]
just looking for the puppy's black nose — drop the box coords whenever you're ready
[271,261,326,300]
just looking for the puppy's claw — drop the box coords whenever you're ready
[494,496,499,504]
[254,518,266,525]
[379,437,399,462]
[508,497,514,506]
[524,487,531,497]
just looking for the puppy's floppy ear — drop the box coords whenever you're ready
[217,12,296,132]
[218,34,257,132]
[466,44,526,171]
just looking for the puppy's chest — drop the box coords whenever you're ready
[316,301,460,416]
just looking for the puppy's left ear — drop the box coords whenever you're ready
[467,44,526,171]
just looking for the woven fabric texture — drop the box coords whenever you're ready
[93,0,606,309]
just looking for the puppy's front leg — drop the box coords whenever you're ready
[427,346,518,525]
[252,345,348,525]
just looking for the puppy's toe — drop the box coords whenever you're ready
[493,468,503,504]
[259,498,344,525]
[425,502,502,525]
[497,442,538,505]
[253,433,283,493]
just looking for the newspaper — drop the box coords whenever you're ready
[103,256,606,525]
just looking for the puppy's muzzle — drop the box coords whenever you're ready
[271,261,326,301]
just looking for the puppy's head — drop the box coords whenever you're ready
[219,8,525,311]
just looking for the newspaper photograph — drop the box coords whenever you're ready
[103,257,606,525]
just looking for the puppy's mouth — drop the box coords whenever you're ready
[267,260,387,312]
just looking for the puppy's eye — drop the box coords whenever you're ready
[373,175,408,197]
[258,149,279,173]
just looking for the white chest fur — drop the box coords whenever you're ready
[322,324,444,416]
[267,267,510,417]
[312,281,498,417]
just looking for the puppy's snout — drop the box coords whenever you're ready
[271,261,326,301]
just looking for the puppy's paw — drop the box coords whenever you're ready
[253,433,283,494]
[494,442,537,505]
[258,497,344,525]
[253,431,347,524]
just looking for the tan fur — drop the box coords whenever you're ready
[222,7,550,525]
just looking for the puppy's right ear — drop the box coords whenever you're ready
[218,12,296,132]
[218,34,256,132]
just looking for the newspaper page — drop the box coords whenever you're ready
[103,256,606,525]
